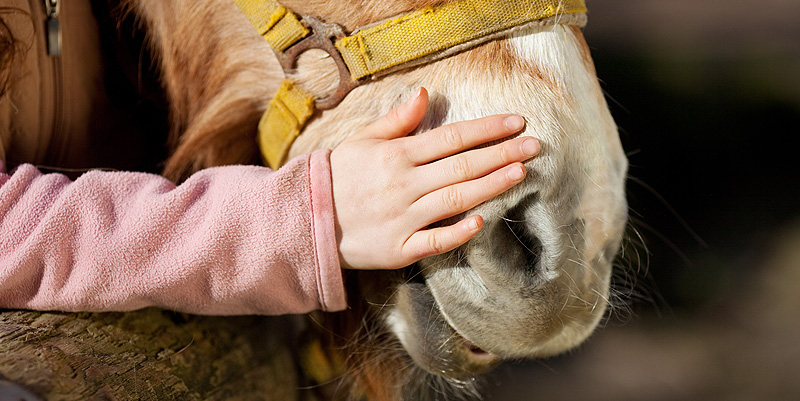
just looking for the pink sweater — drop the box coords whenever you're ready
[0,150,346,315]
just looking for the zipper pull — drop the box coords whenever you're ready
[44,0,61,57]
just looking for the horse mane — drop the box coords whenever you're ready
[151,0,455,182]
[117,0,272,181]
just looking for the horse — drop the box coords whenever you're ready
[127,0,629,398]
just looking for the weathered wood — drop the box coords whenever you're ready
[0,309,301,400]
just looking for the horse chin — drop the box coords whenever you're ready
[383,181,625,378]
[386,282,502,378]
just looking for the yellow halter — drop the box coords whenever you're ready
[233,0,587,169]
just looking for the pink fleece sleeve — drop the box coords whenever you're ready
[0,150,346,315]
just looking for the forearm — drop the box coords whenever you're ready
[0,150,345,315]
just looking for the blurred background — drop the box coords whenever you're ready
[489,0,800,399]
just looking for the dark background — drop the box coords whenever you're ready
[489,0,800,399]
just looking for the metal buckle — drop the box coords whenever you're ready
[274,16,364,110]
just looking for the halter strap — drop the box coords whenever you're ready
[234,0,587,169]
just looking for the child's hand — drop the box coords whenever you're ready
[330,88,539,270]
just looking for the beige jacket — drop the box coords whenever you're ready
[1,0,110,170]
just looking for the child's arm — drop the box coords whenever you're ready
[0,153,344,315]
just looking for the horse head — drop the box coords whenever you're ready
[281,0,629,396]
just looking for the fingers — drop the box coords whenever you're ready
[348,88,429,141]
[333,87,540,270]
[410,163,527,227]
[404,114,527,165]
[420,136,539,192]
[402,215,484,262]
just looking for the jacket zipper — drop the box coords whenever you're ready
[45,0,61,56]
[43,0,66,165]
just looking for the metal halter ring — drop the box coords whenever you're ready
[273,16,364,110]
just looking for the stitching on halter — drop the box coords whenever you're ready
[233,0,588,169]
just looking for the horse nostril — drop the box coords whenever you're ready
[503,211,542,274]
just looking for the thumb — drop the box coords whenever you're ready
[350,87,429,141]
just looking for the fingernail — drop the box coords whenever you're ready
[504,115,525,132]
[406,88,422,105]
[466,217,480,231]
[398,88,422,115]
[521,138,540,156]
[507,164,526,181]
